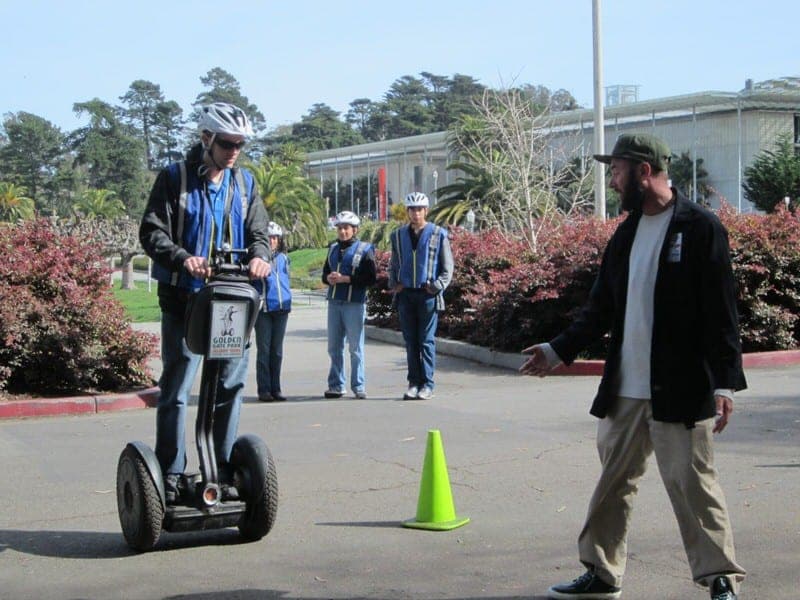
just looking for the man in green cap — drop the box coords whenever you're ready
[520,133,746,599]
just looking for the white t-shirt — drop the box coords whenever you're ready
[617,209,672,399]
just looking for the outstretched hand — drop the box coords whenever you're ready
[519,344,552,377]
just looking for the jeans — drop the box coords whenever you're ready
[155,310,249,475]
[326,300,366,393]
[397,289,438,389]
[254,310,289,396]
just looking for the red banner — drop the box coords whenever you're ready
[377,167,387,221]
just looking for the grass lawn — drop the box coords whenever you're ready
[113,248,329,322]
[112,281,160,323]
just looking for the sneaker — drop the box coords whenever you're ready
[258,393,274,402]
[217,463,240,501]
[403,386,419,400]
[164,474,182,506]
[710,576,737,600]
[324,389,344,398]
[271,392,287,402]
[417,386,434,400]
[547,570,621,599]
[354,391,367,399]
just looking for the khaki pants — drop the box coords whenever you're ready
[578,396,746,592]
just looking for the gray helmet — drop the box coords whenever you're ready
[404,192,430,207]
[267,222,283,236]
[335,211,360,226]
[198,102,254,138]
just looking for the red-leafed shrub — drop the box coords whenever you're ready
[369,206,800,356]
[0,219,157,395]
[720,203,800,351]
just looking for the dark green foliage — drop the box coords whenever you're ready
[0,219,157,394]
[0,112,66,209]
[742,134,800,213]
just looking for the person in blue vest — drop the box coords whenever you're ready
[139,103,271,504]
[322,211,377,399]
[389,192,454,400]
[254,221,292,402]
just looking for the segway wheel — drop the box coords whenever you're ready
[231,434,278,541]
[117,446,164,551]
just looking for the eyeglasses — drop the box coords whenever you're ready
[214,138,246,151]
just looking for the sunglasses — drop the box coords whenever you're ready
[214,138,246,151]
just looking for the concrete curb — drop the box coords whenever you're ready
[0,387,159,420]
[366,326,800,376]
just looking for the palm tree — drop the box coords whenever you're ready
[428,157,500,229]
[0,182,36,222]
[247,144,327,248]
[72,188,126,219]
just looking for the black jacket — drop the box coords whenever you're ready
[139,144,271,314]
[550,192,747,427]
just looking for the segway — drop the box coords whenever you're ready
[116,247,278,551]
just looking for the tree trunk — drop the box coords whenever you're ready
[120,254,136,290]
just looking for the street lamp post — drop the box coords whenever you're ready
[432,169,439,203]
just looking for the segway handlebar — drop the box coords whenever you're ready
[210,245,251,278]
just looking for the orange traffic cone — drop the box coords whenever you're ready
[403,429,470,531]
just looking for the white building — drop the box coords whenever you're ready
[305,86,800,216]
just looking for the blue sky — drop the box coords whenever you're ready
[2,0,798,133]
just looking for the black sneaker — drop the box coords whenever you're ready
[271,392,287,402]
[324,389,344,398]
[164,474,182,505]
[710,576,737,600]
[217,463,240,501]
[548,570,621,599]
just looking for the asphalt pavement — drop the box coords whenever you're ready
[0,303,797,600]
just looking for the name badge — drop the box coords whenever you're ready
[667,232,682,263]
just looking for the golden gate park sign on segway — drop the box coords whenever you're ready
[209,301,249,359]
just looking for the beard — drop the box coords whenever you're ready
[620,167,646,213]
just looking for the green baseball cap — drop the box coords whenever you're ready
[593,133,671,171]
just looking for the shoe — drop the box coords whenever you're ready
[403,386,419,400]
[164,474,182,506]
[258,393,274,402]
[417,386,434,400]
[221,484,240,501]
[218,463,240,501]
[324,389,344,398]
[271,392,287,402]
[710,576,737,600]
[354,391,367,399]
[547,570,621,599]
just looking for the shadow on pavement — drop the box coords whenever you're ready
[164,591,549,600]
[0,527,247,559]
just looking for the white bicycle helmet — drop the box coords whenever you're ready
[198,102,254,138]
[267,222,283,236]
[404,192,430,208]
[334,211,360,227]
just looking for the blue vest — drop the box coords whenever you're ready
[326,240,372,303]
[256,253,292,312]
[392,224,445,288]
[151,161,252,292]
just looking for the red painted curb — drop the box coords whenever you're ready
[0,387,160,420]
[96,388,160,413]
[551,350,800,377]
[742,350,800,368]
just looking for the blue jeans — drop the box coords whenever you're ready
[254,310,289,396]
[327,300,366,393]
[397,289,438,389]
[156,310,249,475]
